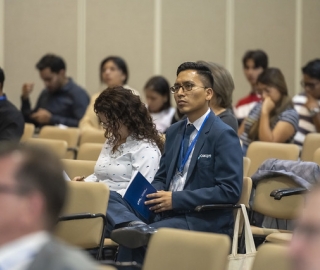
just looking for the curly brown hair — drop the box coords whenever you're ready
[94,87,164,153]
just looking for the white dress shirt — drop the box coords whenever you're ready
[85,136,161,196]
[169,109,210,191]
[0,231,50,270]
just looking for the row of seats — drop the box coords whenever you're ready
[57,166,296,269]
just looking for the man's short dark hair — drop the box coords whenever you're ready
[302,59,320,80]
[177,62,214,89]
[0,67,4,89]
[36,54,66,73]
[0,143,67,231]
[242,50,268,70]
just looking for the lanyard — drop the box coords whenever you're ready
[178,113,209,174]
[0,95,7,101]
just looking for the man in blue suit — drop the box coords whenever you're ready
[107,62,243,265]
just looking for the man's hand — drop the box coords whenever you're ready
[30,108,52,124]
[145,191,172,213]
[261,96,276,114]
[21,83,34,99]
[305,92,319,111]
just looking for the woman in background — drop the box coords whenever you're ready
[197,61,238,132]
[144,76,175,133]
[79,56,138,131]
[74,87,162,197]
[239,68,299,155]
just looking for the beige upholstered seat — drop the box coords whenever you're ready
[313,147,320,165]
[246,142,300,176]
[55,181,109,259]
[62,159,96,179]
[39,126,80,159]
[243,157,251,177]
[20,123,35,142]
[251,243,292,270]
[251,175,304,237]
[143,228,230,270]
[25,138,68,158]
[79,129,106,145]
[77,142,103,161]
[265,232,292,245]
[301,133,320,162]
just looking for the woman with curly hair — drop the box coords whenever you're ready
[74,87,163,197]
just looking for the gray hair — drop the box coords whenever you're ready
[197,61,234,109]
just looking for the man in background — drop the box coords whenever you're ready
[0,143,98,270]
[21,54,89,127]
[0,67,24,141]
[289,184,320,270]
[293,59,320,147]
[234,49,268,125]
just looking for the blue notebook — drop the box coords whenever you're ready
[123,172,157,220]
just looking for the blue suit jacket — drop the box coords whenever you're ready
[152,111,243,235]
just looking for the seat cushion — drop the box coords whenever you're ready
[265,233,292,244]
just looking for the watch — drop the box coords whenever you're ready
[309,107,320,117]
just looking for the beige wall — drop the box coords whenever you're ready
[2,0,320,109]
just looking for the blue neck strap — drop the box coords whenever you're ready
[178,113,209,174]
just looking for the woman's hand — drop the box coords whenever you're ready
[262,96,276,114]
[72,176,85,181]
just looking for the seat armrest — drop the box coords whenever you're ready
[58,212,106,222]
[273,187,307,200]
[195,204,240,212]
[100,260,142,269]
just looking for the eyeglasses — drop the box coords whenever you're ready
[301,81,320,90]
[170,83,207,94]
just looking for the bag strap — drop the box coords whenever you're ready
[231,204,256,255]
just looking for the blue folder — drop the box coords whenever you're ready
[123,172,157,220]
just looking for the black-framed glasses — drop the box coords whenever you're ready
[170,83,207,94]
[301,81,320,90]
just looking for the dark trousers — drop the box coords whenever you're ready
[106,191,189,268]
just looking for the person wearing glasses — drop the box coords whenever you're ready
[289,183,320,270]
[239,68,299,155]
[107,62,242,268]
[293,59,320,147]
[0,144,98,269]
[74,87,162,197]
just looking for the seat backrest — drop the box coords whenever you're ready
[77,143,103,161]
[243,157,251,177]
[143,228,230,270]
[313,148,320,166]
[251,243,292,270]
[246,142,300,176]
[62,159,96,179]
[39,126,80,148]
[55,181,109,248]
[239,177,252,208]
[253,175,304,219]
[301,133,320,162]
[79,130,106,145]
[26,138,68,158]
[20,123,35,142]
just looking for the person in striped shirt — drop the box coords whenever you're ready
[293,59,320,147]
[239,68,299,156]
